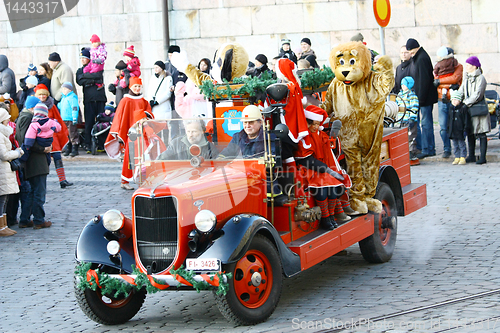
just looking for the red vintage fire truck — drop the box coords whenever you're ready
[74,86,426,326]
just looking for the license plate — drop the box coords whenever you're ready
[186,258,220,271]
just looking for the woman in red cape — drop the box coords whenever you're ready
[295,105,352,230]
[34,84,73,188]
[105,77,152,190]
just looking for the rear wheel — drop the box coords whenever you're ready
[74,265,146,325]
[214,234,283,325]
[359,182,398,263]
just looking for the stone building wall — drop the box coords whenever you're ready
[1,0,500,104]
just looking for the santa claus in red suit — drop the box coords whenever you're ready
[294,105,352,230]
[105,77,153,190]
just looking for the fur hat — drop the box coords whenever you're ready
[301,37,311,46]
[255,54,268,65]
[450,90,463,101]
[80,47,90,59]
[48,52,61,61]
[115,60,127,70]
[62,82,73,90]
[0,108,11,123]
[26,75,38,86]
[25,96,40,109]
[401,76,414,90]
[90,34,101,43]
[33,103,48,118]
[466,56,481,68]
[304,105,328,124]
[168,45,180,54]
[129,77,142,88]
[154,60,166,70]
[406,38,420,50]
[28,64,37,72]
[123,45,135,58]
[34,84,50,96]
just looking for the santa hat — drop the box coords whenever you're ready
[129,77,142,88]
[34,84,50,96]
[90,34,101,43]
[304,105,328,124]
[123,45,135,58]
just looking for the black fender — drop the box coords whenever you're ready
[198,214,301,277]
[379,165,404,216]
[75,216,136,274]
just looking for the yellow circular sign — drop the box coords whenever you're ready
[373,0,391,27]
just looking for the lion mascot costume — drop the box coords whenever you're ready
[171,43,249,86]
[320,41,394,214]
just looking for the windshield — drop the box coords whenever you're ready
[128,117,271,165]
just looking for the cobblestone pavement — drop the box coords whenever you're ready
[1,157,500,333]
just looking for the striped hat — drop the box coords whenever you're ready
[33,103,48,120]
[123,45,135,58]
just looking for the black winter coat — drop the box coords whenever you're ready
[447,102,471,140]
[76,65,107,104]
[392,60,412,94]
[408,47,438,107]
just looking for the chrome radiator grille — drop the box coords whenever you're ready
[134,196,178,273]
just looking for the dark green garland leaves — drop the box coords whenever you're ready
[300,66,335,90]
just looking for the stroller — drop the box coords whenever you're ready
[90,111,114,155]
[485,83,500,140]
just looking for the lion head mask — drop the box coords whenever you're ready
[329,41,371,86]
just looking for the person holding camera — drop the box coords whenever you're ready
[147,60,173,121]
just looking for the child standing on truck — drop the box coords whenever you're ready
[448,90,471,165]
[397,76,419,161]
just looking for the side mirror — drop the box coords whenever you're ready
[271,123,289,140]
[266,83,289,107]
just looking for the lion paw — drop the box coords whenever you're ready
[350,198,368,215]
[373,55,392,71]
[365,198,382,213]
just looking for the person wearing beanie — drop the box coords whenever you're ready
[123,45,141,78]
[278,38,298,64]
[448,90,471,165]
[28,64,37,76]
[47,51,76,103]
[433,46,463,159]
[396,76,420,161]
[83,34,107,90]
[105,74,152,190]
[108,60,129,105]
[250,54,271,78]
[294,105,352,230]
[405,38,438,160]
[17,75,38,110]
[0,107,25,236]
[76,46,107,154]
[459,55,489,164]
[58,81,80,158]
[298,37,318,68]
[147,60,173,121]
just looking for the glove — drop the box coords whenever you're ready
[16,147,24,157]
[149,100,156,108]
[433,79,440,87]
[450,84,460,90]
[326,168,344,181]
[108,83,116,94]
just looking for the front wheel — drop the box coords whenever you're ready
[91,137,97,155]
[214,234,283,325]
[359,182,398,263]
[74,266,146,325]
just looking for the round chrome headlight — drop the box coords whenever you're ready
[194,210,217,233]
[107,240,121,255]
[102,209,124,232]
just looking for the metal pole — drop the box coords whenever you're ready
[162,0,170,60]
[379,26,386,55]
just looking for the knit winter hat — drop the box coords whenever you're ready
[90,34,101,43]
[62,82,73,90]
[25,96,40,109]
[281,38,291,46]
[450,90,463,101]
[154,60,166,70]
[115,60,127,70]
[34,84,50,96]
[406,38,420,50]
[168,45,180,53]
[80,47,90,59]
[48,52,61,61]
[33,103,48,117]
[129,77,142,88]
[466,56,481,68]
[104,101,115,112]
[255,54,268,65]
[26,75,38,86]
[0,108,10,123]
[401,76,414,90]
[301,37,311,46]
[436,46,448,59]
[123,45,135,58]
[28,63,37,72]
